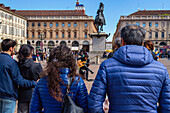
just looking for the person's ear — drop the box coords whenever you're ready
[9,47,13,52]
[121,38,126,46]
[142,42,144,46]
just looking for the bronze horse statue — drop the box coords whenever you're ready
[94,2,106,33]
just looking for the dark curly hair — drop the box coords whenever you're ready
[42,45,79,101]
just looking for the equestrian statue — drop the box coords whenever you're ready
[94,2,106,33]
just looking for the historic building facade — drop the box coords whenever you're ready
[113,10,170,52]
[16,0,96,52]
[0,4,27,51]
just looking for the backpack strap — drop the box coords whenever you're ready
[66,76,72,93]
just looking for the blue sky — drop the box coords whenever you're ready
[1,0,170,41]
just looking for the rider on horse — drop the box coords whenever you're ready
[94,2,106,32]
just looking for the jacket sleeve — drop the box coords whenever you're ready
[88,62,107,113]
[158,70,170,113]
[30,85,42,113]
[9,60,36,87]
[31,63,43,81]
[75,77,88,113]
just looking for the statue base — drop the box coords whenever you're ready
[89,32,110,53]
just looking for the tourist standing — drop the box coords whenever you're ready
[30,45,88,113]
[144,40,158,61]
[88,25,170,112]
[17,44,42,113]
[0,39,36,113]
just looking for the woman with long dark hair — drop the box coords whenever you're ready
[144,40,158,61]
[30,45,88,113]
[17,44,42,113]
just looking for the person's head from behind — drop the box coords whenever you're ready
[144,40,154,51]
[121,24,146,46]
[1,39,16,55]
[114,37,122,49]
[18,44,34,62]
[44,45,77,101]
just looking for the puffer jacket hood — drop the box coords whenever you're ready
[113,45,153,66]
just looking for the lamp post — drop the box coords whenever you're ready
[40,32,44,52]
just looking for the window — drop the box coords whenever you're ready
[74,22,77,27]
[44,32,46,38]
[155,32,158,38]
[27,23,29,27]
[56,23,58,27]
[149,32,152,38]
[85,32,87,38]
[62,32,64,38]
[38,32,41,38]
[44,23,47,27]
[62,23,65,27]
[50,32,52,38]
[155,22,158,27]
[85,22,87,27]
[32,23,35,27]
[162,32,164,38]
[68,32,71,38]
[136,22,139,26]
[50,23,53,27]
[56,32,58,38]
[68,23,71,27]
[32,32,34,38]
[149,22,152,27]
[143,22,146,27]
[74,32,77,38]
[161,22,165,27]
[38,23,41,27]
[27,33,28,38]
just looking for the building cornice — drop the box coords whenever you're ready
[0,7,26,20]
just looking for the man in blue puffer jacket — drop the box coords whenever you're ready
[88,24,170,113]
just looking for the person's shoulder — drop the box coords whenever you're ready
[37,76,48,85]
[150,60,167,70]
[31,61,42,69]
[101,57,118,67]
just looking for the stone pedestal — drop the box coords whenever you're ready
[89,32,110,53]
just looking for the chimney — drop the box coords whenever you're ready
[6,7,10,10]
[0,4,5,8]
[11,9,16,13]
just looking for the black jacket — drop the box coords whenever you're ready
[18,58,42,102]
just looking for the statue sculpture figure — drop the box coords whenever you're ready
[94,2,106,33]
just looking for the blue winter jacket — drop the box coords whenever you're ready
[88,45,170,113]
[0,52,36,101]
[30,68,88,113]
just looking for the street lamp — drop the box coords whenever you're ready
[40,32,45,52]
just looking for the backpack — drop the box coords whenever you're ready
[61,77,84,113]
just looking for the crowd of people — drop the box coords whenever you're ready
[0,24,170,113]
